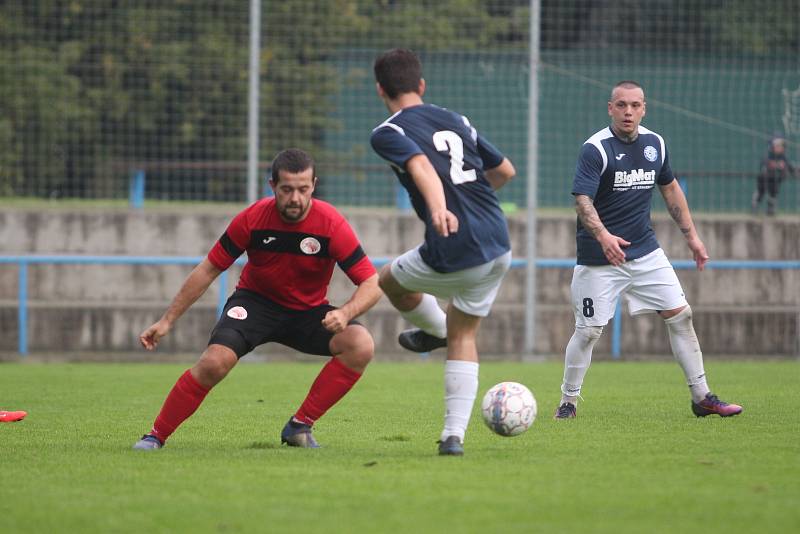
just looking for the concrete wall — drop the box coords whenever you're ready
[1,206,798,359]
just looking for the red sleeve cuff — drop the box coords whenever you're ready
[207,243,234,271]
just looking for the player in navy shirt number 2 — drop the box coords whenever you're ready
[371,49,516,456]
[133,149,382,450]
[554,81,742,420]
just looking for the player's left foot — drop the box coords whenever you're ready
[691,393,743,417]
[132,434,164,450]
[398,329,447,353]
[0,410,27,423]
[553,402,577,419]
[437,436,464,456]
[281,418,320,448]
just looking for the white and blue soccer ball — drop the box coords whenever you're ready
[481,381,537,437]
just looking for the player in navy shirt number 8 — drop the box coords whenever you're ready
[133,149,382,450]
[553,81,742,420]
[371,49,516,456]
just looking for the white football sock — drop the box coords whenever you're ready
[560,325,603,403]
[400,293,447,339]
[441,360,479,442]
[664,306,710,403]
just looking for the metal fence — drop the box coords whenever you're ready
[1,1,798,213]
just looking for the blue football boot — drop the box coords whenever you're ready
[132,434,164,450]
[281,418,320,448]
[437,435,464,456]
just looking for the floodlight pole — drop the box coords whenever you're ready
[524,0,541,357]
[246,0,262,204]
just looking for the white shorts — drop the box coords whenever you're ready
[571,248,688,327]
[390,247,511,317]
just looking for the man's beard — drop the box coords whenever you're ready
[279,201,308,221]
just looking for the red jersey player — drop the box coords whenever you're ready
[133,148,382,449]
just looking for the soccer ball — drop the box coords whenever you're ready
[481,382,537,437]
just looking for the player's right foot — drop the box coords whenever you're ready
[0,410,27,423]
[281,418,320,448]
[398,329,447,353]
[691,393,743,417]
[132,434,164,450]
[437,436,464,456]
[553,402,577,419]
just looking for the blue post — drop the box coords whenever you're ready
[18,261,28,356]
[217,271,228,318]
[678,176,688,196]
[611,300,622,359]
[129,169,145,209]
[395,184,412,211]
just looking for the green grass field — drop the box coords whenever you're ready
[1,361,798,533]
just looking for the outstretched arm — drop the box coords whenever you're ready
[321,274,382,333]
[659,180,709,271]
[574,194,630,266]
[406,154,459,237]
[484,158,515,191]
[139,258,223,350]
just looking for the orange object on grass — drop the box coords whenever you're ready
[0,410,27,422]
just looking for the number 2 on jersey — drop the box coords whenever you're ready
[433,130,477,185]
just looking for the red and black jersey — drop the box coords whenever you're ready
[207,198,376,310]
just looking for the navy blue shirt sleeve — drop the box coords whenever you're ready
[657,147,675,185]
[572,143,604,198]
[476,134,504,170]
[370,126,423,169]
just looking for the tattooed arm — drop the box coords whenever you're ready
[658,180,709,271]
[574,194,630,266]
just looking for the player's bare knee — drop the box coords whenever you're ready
[192,363,227,388]
[193,346,236,387]
[333,326,374,371]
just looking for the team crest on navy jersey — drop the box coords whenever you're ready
[644,145,658,162]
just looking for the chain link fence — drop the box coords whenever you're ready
[1,1,798,213]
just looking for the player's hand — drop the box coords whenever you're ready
[322,309,348,334]
[598,231,630,266]
[687,236,709,271]
[430,209,458,237]
[139,319,171,351]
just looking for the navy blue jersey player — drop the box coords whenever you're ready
[554,81,742,420]
[371,103,510,272]
[371,48,516,456]
[572,123,674,265]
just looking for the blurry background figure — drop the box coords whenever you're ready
[752,136,795,216]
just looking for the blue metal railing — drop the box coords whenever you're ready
[1,255,798,357]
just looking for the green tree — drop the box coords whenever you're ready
[0,0,249,199]
[705,0,799,54]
